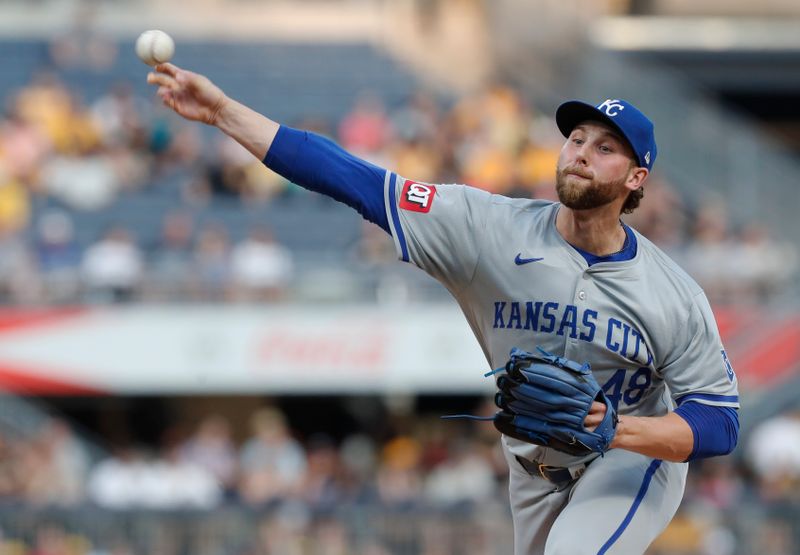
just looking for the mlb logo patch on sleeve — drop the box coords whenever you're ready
[721,349,735,382]
[399,181,436,213]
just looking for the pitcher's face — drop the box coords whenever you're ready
[555,121,637,210]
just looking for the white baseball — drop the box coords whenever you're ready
[135,30,175,66]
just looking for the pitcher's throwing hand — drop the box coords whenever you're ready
[147,63,228,125]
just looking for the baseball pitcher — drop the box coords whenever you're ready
[147,64,739,555]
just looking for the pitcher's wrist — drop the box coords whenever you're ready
[208,93,231,126]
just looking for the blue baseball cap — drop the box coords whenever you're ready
[555,99,657,170]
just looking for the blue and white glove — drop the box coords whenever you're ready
[491,348,618,456]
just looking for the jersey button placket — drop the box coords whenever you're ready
[572,273,591,349]
[578,271,591,303]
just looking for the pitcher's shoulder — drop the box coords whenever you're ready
[634,230,703,297]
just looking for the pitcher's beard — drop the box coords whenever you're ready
[555,167,626,210]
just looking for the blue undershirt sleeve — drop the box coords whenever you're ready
[262,125,390,233]
[674,402,739,462]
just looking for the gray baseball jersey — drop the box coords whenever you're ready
[382,174,739,553]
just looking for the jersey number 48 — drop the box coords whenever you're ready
[602,368,652,412]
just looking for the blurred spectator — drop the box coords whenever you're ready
[515,137,560,197]
[339,92,393,158]
[749,519,795,555]
[238,407,308,506]
[389,138,443,184]
[41,148,118,212]
[622,177,686,252]
[338,433,379,502]
[195,134,287,204]
[691,458,744,512]
[48,0,117,71]
[145,211,195,300]
[351,221,396,269]
[229,226,294,302]
[480,86,528,154]
[390,91,440,144]
[647,505,710,555]
[730,223,798,302]
[423,437,495,506]
[213,136,290,203]
[349,221,415,305]
[190,223,231,301]
[450,86,528,194]
[145,440,221,509]
[681,201,737,303]
[745,410,800,501]
[0,163,30,235]
[90,82,150,149]
[462,146,515,194]
[34,210,81,303]
[14,435,59,506]
[0,107,51,183]
[13,72,76,154]
[160,125,204,169]
[87,446,146,509]
[0,431,21,498]
[301,434,344,510]
[81,226,144,303]
[204,140,249,200]
[29,524,72,555]
[239,161,290,204]
[375,435,423,506]
[0,228,39,304]
[179,414,238,496]
[34,419,90,506]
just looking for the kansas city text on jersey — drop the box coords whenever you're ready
[492,300,654,366]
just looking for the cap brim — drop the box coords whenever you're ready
[556,101,623,140]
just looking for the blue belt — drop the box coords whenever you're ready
[515,455,586,485]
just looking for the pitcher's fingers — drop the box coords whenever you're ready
[147,73,177,89]
[583,415,600,429]
[160,95,176,110]
[155,62,179,76]
[157,88,174,103]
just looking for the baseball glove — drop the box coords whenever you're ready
[491,347,618,457]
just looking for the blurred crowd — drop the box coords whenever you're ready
[0,406,505,511]
[0,406,800,554]
[0,73,796,306]
[0,405,512,554]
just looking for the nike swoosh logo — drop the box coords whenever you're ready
[515,254,544,265]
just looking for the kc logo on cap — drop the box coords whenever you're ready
[597,99,625,117]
